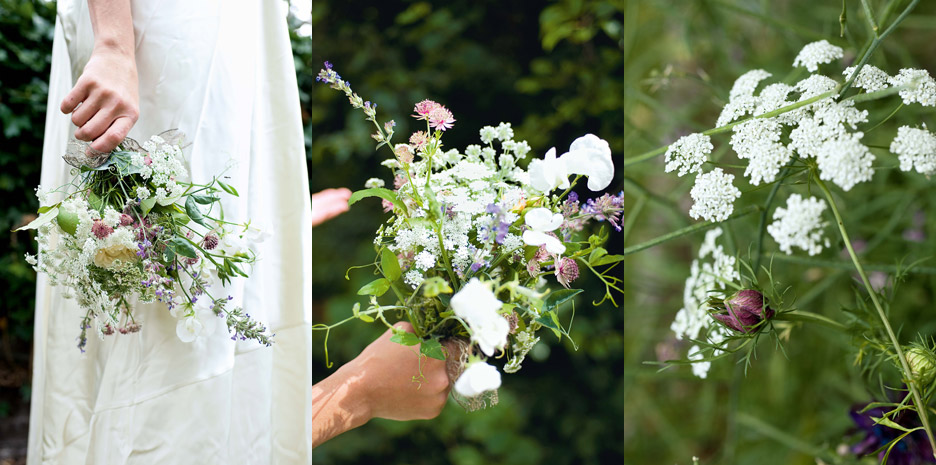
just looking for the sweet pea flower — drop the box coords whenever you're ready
[522,207,566,255]
[451,279,510,356]
[454,360,502,397]
[175,298,221,343]
[560,134,614,191]
[528,147,570,193]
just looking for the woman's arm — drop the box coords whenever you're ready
[311,322,451,448]
[61,0,139,153]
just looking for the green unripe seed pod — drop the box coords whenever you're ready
[905,347,936,386]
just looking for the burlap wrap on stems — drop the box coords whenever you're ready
[443,336,498,411]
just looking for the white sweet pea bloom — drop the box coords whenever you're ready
[521,207,565,254]
[175,298,221,343]
[560,134,614,191]
[450,279,510,356]
[528,147,569,193]
[454,360,502,397]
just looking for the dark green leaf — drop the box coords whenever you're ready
[191,194,220,205]
[185,196,207,227]
[543,288,583,312]
[218,181,239,197]
[348,188,404,214]
[390,331,421,346]
[420,338,446,360]
[168,237,198,259]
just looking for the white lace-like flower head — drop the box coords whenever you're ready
[664,133,712,177]
[843,65,890,92]
[816,134,874,191]
[889,68,936,107]
[688,168,741,222]
[767,194,830,256]
[891,125,936,176]
[793,40,844,72]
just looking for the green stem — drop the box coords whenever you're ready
[816,177,936,458]
[754,162,795,273]
[839,0,920,97]
[769,254,936,275]
[623,90,838,168]
[618,205,760,257]
[772,310,848,332]
[860,0,880,36]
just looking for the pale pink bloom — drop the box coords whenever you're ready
[409,131,429,150]
[428,106,456,131]
[412,99,441,120]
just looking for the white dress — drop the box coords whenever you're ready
[28,1,313,463]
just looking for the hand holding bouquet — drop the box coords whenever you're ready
[316,63,624,409]
[20,131,273,350]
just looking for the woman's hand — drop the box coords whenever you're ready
[61,44,139,153]
[344,322,451,421]
[311,188,352,227]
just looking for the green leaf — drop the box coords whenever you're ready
[348,188,404,214]
[168,237,199,259]
[872,416,919,433]
[140,197,157,217]
[381,248,402,282]
[422,276,453,298]
[56,208,79,236]
[422,183,441,219]
[594,254,625,266]
[390,331,421,346]
[543,288,583,312]
[536,312,562,339]
[191,194,220,205]
[357,278,391,296]
[358,314,375,323]
[352,302,361,317]
[15,207,59,232]
[37,204,57,214]
[420,338,446,360]
[588,247,608,264]
[185,196,207,227]
[88,192,103,211]
[218,181,239,197]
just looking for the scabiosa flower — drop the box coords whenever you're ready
[91,220,114,239]
[555,257,580,289]
[428,105,455,131]
[688,168,741,222]
[665,133,712,177]
[843,64,891,92]
[891,125,936,176]
[792,40,844,72]
[767,194,830,256]
[889,68,936,107]
[708,290,774,334]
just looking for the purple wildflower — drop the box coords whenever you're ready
[850,397,935,465]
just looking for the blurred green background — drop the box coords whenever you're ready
[3,0,936,464]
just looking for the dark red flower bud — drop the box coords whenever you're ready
[709,289,774,334]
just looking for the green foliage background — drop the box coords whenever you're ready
[3,0,936,463]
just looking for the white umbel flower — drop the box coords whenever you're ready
[793,40,844,72]
[843,65,890,92]
[816,134,875,191]
[889,68,936,107]
[891,125,936,176]
[730,118,792,185]
[767,194,830,256]
[664,133,712,177]
[729,69,772,101]
[688,345,712,379]
[688,168,741,222]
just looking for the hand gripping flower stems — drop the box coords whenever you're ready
[316,62,624,408]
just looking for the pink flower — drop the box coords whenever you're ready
[555,257,580,289]
[119,214,134,227]
[412,99,441,120]
[91,219,114,239]
[409,131,429,150]
[428,106,455,131]
[143,155,152,166]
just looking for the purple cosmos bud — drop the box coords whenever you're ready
[709,289,774,334]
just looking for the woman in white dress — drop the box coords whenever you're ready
[30,1,451,463]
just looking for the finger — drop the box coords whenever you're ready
[74,107,115,141]
[61,81,91,114]
[70,97,103,128]
[393,321,414,333]
[90,116,134,153]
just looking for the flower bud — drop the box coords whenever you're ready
[709,289,774,334]
[906,347,936,386]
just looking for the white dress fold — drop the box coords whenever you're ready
[28,1,313,463]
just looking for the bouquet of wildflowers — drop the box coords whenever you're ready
[316,62,624,408]
[20,131,273,351]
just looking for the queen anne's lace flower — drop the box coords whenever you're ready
[793,40,844,72]
[729,69,772,101]
[767,194,830,256]
[664,133,712,177]
[688,168,741,222]
[891,125,936,176]
[889,68,936,107]
[843,65,890,92]
[730,118,792,185]
[816,134,875,191]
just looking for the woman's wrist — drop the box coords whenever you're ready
[92,37,135,59]
[333,361,374,428]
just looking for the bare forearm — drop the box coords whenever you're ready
[87,0,135,56]
[310,364,372,449]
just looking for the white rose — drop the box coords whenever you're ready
[454,361,502,397]
[560,134,614,191]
